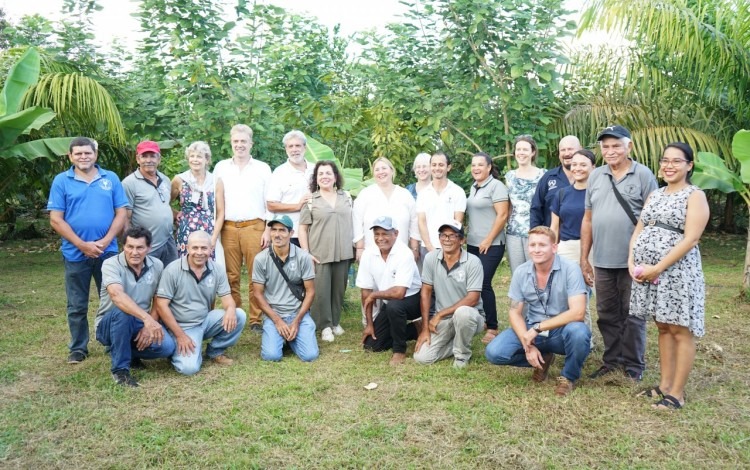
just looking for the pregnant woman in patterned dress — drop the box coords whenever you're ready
[170,141,224,263]
[628,142,709,410]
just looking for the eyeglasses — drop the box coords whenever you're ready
[156,188,166,203]
[658,159,689,167]
[438,233,460,241]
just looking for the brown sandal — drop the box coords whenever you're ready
[481,329,498,344]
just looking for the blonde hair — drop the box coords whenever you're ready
[528,225,557,243]
[185,141,211,164]
[230,124,253,139]
[373,157,396,182]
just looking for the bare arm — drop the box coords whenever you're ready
[453,211,465,224]
[155,296,193,355]
[108,284,165,348]
[418,212,434,252]
[213,179,225,248]
[479,200,509,253]
[219,293,238,332]
[415,283,433,352]
[550,213,560,244]
[579,209,594,286]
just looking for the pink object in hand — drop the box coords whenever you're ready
[634,265,659,285]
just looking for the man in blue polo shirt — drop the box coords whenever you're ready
[485,226,590,396]
[48,137,129,364]
[529,135,582,228]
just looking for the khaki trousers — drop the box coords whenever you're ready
[221,219,265,325]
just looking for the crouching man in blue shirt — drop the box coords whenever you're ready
[485,226,590,396]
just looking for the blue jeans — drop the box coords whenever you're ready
[170,308,247,375]
[96,308,176,373]
[485,322,591,381]
[63,252,116,355]
[261,313,319,362]
[467,244,505,330]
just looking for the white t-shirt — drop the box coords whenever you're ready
[416,180,467,248]
[352,184,419,249]
[266,160,314,233]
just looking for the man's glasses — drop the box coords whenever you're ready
[439,233,460,241]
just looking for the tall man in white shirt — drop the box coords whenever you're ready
[214,124,272,333]
[356,216,422,365]
[266,130,314,247]
[416,152,467,253]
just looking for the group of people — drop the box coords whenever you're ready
[48,124,709,410]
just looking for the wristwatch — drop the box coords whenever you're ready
[532,323,543,333]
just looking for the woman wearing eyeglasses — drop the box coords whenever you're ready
[171,141,224,263]
[466,152,509,344]
[628,143,709,411]
[505,135,546,274]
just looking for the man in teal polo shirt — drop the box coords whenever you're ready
[156,231,247,375]
[48,137,129,364]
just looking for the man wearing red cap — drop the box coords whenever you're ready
[122,141,178,266]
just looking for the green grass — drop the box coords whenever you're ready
[0,233,748,468]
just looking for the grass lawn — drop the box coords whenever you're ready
[1,231,749,469]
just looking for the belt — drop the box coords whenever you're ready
[647,220,683,234]
[225,219,262,228]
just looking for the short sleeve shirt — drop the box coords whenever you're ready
[122,169,174,250]
[157,257,231,328]
[416,180,467,248]
[266,161,314,233]
[466,176,509,247]
[47,165,129,262]
[352,184,420,248]
[299,190,354,263]
[356,241,421,320]
[585,160,657,267]
[95,254,163,329]
[252,245,315,318]
[508,255,587,324]
[422,248,484,317]
[550,186,586,241]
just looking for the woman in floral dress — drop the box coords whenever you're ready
[170,141,224,263]
[628,142,709,410]
[505,135,546,274]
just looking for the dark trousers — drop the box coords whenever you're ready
[595,267,646,374]
[363,293,421,354]
[467,244,504,330]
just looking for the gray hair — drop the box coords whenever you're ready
[185,141,211,164]
[599,136,631,148]
[187,230,212,246]
[412,152,431,170]
[283,130,307,146]
[230,124,253,139]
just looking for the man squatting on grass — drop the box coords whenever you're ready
[252,215,319,362]
[357,216,423,366]
[413,220,485,368]
[156,230,247,375]
[485,226,591,396]
[95,226,175,387]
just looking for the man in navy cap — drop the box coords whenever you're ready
[580,125,657,381]
[122,141,177,265]
[356,216,422,365]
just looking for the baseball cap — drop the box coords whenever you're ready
[267,215,294,230]
[369,216,396,231]
[136,140,161,155]
[597,125,631,141]
[438,220,464,237]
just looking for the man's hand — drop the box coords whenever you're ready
[134,317,164,350]
[363,294,376,314]
[79,240,104,258]
[428,316,441,334]
[176,334,195,356]
[521,327,538,350]
[361,324,375,344]
[525,345,545,369]
[286,320,299,341]
[298,193,312,210]
[274,318,291,339]
[222,310,238,333]
[581,260,595,287]
[415,330,431,353]
[260,230,271,249]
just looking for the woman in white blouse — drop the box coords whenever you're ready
[352,157,421,261]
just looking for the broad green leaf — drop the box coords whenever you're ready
[0,137,71,161]
[303,134,336,163]
[0,107,56,149]
[732,130,750,184]
[693,152,741,193]
[510,65,523,79]
[0,47,40,116]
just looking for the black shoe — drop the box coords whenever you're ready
[130,358,146,370]
[588,365,616,379]
[112,370,139,388]
[625,370,643,382]
[67,351,87,364]
[250,324,263,335]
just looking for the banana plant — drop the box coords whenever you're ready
[693,129,750,291]
[303,133,367,196]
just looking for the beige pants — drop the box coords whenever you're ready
[557,239,594,348]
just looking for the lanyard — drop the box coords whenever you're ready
[531,269,555,317]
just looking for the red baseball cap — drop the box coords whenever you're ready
[136,141,161,155]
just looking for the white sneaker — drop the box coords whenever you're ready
[332,325,345,336]
[321,327,335,342]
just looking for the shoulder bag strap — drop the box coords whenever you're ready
[269,249,305,302]
[607,174,637,225]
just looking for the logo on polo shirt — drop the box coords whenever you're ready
[99,179,113,191]
[391,269,397,279]
[205,274,215,287]
[450,269,466,282]
[548,180,557,189]
[623,184,637,195]
[289,261,297,270]
[144,271,155,284]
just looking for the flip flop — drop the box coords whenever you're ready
[653,394,683,410]
[636,386,664,399]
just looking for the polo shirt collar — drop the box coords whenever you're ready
[527,254,562,279]
[116,251,153,281]
[602,158,636,176]
[181,256,213,283]
[133,168,164,187]
[272,244,298,263]
[437,247,468,273]
[549,165,567,177]
[473,175,495,189]
[66,164,104,182]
